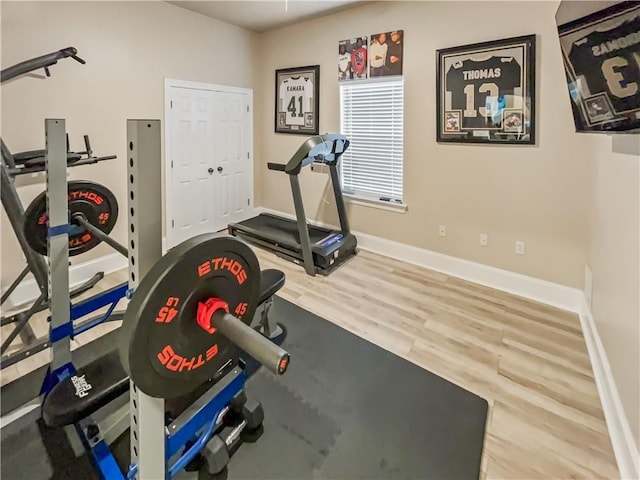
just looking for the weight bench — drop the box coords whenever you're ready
[42,349,128,427]
[255,269,286,339]
[42,268,286,428]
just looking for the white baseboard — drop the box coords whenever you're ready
[1,253,128,312]
[579,299,640,480]
[355,230,583,312]
[257,207,583,313]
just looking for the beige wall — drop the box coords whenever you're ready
[586,135,640,449]
[1,0,638,459]
[255,0,592,288]
[1,1,255,289]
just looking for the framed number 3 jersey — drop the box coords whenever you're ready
[558,2,640,133]
[275,65,320,135]
[436,35,536,145]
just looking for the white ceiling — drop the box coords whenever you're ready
[168,1,367,33]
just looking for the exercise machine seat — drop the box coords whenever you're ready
[42,349,129,427]
[258,269,285,303]
[13,149,81,166]
[13,149,47,163]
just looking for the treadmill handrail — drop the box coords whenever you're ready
[267,162,286,172]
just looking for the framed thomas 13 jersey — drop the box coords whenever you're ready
[558,2,640,133]
[275,65,320,135]
[436,35,536,145]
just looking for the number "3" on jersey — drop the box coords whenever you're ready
[602,53,640,98]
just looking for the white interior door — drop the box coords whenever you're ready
[167,82,253,247]
[170,87,216,245]
[212,92,251,229]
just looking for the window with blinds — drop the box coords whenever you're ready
[340,79,404,203]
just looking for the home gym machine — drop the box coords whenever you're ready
[228,133,358,276]
[1,47,127,369]
[36,120,290,479]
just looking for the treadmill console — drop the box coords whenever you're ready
[309,133,349,166]
[282,133,350,174]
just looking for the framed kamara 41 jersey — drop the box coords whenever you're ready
[436,35,536,145]
[275,65,320,135]
[558,2,640,133]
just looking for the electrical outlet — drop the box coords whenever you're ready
[438,225,446,237]
[480,233,488,247]
[515,241,525,255]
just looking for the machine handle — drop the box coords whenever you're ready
[83,135,93,156]
[267,162,286,172]
[70,53,86,65]
[1,47,84,84]
[212,311,289,375]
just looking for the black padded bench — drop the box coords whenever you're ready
[42,349,129,427]
[43,269,286,428]
[13,149,82,167]
[258,269,286,303]
[255,269,286,339]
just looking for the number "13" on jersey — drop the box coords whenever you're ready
[463,82,499,117]
[602,52,640,98]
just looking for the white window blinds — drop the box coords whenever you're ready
[340,79,404,203]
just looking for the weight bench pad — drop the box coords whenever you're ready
[13,149,45,163]
[13,150,81,166]
[259,269,285,304]
[42,349,129,428]
[24,153,81,168]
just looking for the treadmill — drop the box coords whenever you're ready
[228,133,357,276]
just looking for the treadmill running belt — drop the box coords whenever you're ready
[239,215,331,246]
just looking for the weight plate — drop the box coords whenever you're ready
[23,180,118,257]
[119,234,260,398]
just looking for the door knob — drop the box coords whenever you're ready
[217,166,223,173]
[208,168,214,174]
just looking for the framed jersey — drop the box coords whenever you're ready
[275,65,320,135]
[558,2,640,133]
[436,35,536,145]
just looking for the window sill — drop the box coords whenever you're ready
[344,194,408,213]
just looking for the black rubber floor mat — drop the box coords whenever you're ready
[1,297,488,480]
[226,297,488,480]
